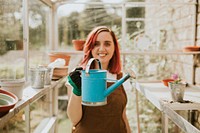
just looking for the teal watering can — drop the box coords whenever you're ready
[81,58,135,106]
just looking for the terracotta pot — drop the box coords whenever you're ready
[49,53,71,66]
[161,79,174,87]
[72,40,85,51]
[53,66,68,78]
[0,79,25,99]
[183,46,200,52]
[0,89,18,117]
[51,66,69,80]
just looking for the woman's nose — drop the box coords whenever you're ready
[99,44,105,51]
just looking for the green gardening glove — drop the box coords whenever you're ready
[67,67,83,96]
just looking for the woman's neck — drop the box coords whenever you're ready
[95,62,108,70]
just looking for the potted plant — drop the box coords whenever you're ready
[72,39,85,51]
[168,74,187,102]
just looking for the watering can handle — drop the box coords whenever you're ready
[85,58,102,74]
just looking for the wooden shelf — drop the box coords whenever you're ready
[121,50,200,55]
[0,78,65,131]
[50,50,200,56]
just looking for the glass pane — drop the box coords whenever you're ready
[125,21,145,51]
[126,7,145,18]
[0,0,24,79]
[29,0,50,68]
[58,3,122,50]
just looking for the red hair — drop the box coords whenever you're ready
[80,26,121,74]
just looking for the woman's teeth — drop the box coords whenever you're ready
[98,53,107,57]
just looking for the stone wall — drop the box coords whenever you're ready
[145,0,200,130]
[145,0,197,84]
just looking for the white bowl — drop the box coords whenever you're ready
[0,93,16,106]
[0,89,18,117]
[0,79,25,99]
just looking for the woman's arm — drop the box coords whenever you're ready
[123,108,131,133]
[66,67,83,126]
[66,85,82,126]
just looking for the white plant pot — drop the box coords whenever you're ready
[0,79,25,100]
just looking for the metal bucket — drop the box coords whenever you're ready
[44,67,52,85]
[168,82,186,102]
[29,68,47,89]
[38,66,52,85]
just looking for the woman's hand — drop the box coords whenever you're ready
[67,67,83,96]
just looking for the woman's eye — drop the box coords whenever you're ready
[105,41,111,47]
[94,42,100,47]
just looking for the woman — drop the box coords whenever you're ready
[66,26,131,133]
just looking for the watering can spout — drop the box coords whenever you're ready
[104,74,131,97]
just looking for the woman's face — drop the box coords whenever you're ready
[91,31,115,69]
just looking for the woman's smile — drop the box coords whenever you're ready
[98,53,107,57]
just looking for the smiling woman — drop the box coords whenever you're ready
[66,26,131,133]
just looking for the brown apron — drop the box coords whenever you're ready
[72,73,128,133]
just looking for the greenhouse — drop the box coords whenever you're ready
[0,0,200,133]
